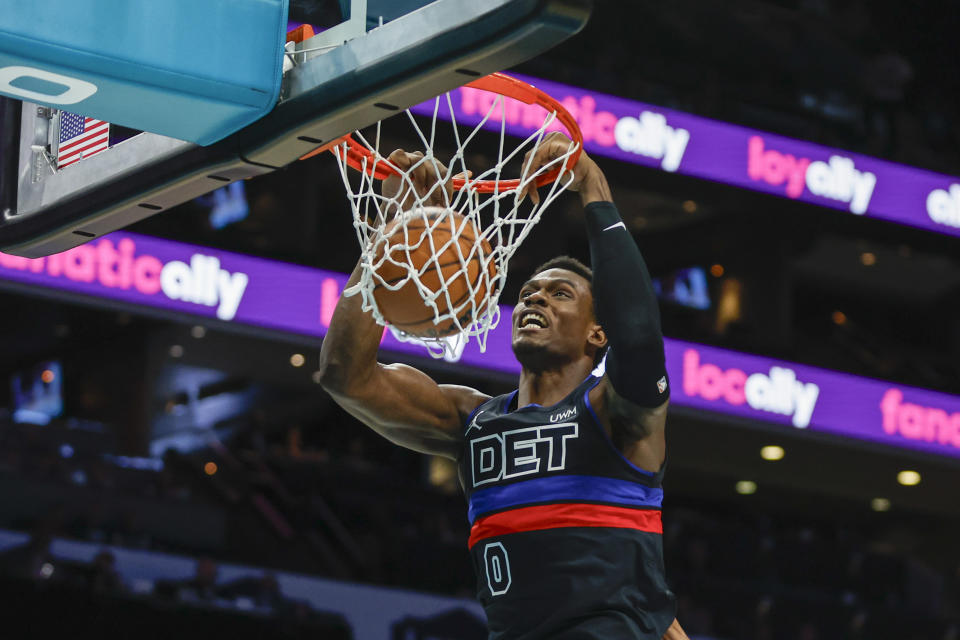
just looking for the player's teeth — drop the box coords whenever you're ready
[521,313,546,327]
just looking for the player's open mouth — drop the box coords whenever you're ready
[518,311,549,330]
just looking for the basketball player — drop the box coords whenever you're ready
[318,133,688,640]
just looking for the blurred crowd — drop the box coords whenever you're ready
[1,410,958,640]
[518,0,960,177]
[0,525,348,638]
[665,505,959,640]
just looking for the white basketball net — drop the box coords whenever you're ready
[334,91,578,361]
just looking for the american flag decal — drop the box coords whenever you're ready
[57,111,109,168]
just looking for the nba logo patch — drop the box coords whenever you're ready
[657,376,668,393]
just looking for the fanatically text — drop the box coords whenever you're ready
[613,111,689,171]
[880,389,960,449]
[410,76,960,236]
[457,88,689,172]
[927,184,960,228]
[0,237,248,320]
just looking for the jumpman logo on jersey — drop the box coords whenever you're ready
[465,411,485,435]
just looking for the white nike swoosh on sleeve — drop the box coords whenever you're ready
[602,221,626,232]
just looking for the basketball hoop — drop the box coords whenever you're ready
[333,72,582,360]
[338,73,582,193]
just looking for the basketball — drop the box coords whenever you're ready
[372,206,496,338]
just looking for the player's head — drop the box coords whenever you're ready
[511,256,607,372]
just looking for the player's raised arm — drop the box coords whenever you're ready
[580,161,670,440]
[525,133,670,439]
[317,150,489,459]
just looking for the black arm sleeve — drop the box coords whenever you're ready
[585,201,669,407]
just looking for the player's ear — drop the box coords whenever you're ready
[587,322,606,351]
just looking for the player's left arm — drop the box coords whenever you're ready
[525,133,669,440]
[584,187,669,442]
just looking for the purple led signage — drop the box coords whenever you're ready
[410,74,960,238]
[671,341,960,461]
[0,232,517,374]
[2,234,959,460]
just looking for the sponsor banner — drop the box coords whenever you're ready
[0,232,518,374]
[2,234,959,459]
[670,340,960,460]
[410,74,960,237]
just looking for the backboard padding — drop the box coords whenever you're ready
[0,0,591,258]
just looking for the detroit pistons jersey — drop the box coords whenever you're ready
[457,374,676,640]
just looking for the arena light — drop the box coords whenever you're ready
[760,445,784,461]
[290,353,306,367]
[191,325,206,338]
[735,480,757,495]
[169,345,184,358]
[204,461,218,476]
[860,252,877,266]
[41,368,55,383]
[710,264,724,277]
[897,470,921,486]
[832,310,847,325]
[871,498,891,512]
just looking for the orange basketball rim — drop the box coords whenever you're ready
[334,72,583,193]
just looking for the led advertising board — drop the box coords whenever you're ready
[3,233,959,461]
[410,75,960,237]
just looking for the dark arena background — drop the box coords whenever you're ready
[1,1,959,639]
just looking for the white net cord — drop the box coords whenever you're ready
[335,91,579,361]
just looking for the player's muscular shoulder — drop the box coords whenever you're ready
[440,384,491,426]
[588,376,668,441]
[588,377,667,473]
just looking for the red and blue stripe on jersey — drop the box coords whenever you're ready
[468,473,663,549]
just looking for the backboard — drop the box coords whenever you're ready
[0,0,591,258]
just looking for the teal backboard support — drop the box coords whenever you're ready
[0,0,591,258]
[0,0,289,145]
